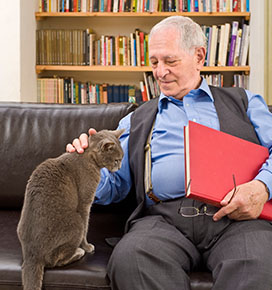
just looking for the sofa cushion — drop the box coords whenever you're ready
[0,209,127,290]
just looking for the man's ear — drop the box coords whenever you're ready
[113,128,125,139]
[195,46,206,69]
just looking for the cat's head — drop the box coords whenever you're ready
[88,129,125,172]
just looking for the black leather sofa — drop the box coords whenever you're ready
[5,100,262,290]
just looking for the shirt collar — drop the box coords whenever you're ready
[158,77,214,113]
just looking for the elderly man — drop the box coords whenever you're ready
[67,16,272,290]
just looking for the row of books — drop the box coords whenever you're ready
[37,78,145,104]
[233,73,249,89]
[39,0,249,13]
[203,73,248,89]
[36,22,249,67]
[37,72,248,104]
[36,29,149,66]
[203,21,249,67]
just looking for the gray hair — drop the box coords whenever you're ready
[149,16,207,54]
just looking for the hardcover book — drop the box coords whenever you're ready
[184,121,272,221]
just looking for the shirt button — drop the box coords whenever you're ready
[186,103,190,107]
[192,118,197,122]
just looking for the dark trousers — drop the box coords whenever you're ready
[107,198,272,290]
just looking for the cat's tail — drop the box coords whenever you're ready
[21,259,44,290]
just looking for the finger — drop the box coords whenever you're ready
[79,133,89,149]
[220,189,235,206]
[66,143,76,153]
[213,203,237,222]
[88,128,97,136]
[72,138,84,153]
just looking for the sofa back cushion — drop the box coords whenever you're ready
[0,102,137,209]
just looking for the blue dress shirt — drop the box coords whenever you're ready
[95,78,272,206]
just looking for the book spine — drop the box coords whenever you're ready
[139,81,148,102]
[143,72,151,100]
[227,21,239,66]
[221,22,230,66]
[233,28,242,66]
[240,24,250,66]
[209,25,218,67]
[139,32,145,66]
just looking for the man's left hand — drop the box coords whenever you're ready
[213,180,269,221]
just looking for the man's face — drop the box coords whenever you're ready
[149,27,205,100]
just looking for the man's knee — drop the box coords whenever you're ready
[107,234,140,277]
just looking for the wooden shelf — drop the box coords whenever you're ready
[35,11,250,20]
[36,65,250,74]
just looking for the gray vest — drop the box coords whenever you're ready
[125,86,260,231]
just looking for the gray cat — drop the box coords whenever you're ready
[17,129,124,290]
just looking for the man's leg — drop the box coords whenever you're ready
[107,215,201,290]
[205,219,272,290]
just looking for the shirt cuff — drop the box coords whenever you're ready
[255,169,272,200]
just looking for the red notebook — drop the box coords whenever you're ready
[184,121,272,221]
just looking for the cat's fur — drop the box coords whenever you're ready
[17,129,124,290]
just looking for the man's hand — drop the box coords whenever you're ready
[66,128,97,153]
[213,180,269,221]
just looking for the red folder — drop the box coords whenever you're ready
[184,121,272,221]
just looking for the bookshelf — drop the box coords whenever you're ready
[36,65,250,73]
[35,12,250,18]
[35,7,251,103]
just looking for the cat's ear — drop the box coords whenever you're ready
[100,140,115,152]
[113,129,125,139]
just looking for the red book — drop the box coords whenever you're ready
[184,121,272,221]
[139,81,148,102]
[139,32,145,66]
[73,0,78,12]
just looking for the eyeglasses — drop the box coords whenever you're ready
[179,174,237,218]
[179,205,218,217]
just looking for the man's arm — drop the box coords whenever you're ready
[213,92,272,221]
[94,117,132,205]
[66,113,133,205]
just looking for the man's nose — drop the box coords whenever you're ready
[155,62,169,78]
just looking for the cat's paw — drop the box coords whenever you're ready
[82,243,95,253]
[74,248,86,259]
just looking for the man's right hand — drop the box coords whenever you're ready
[66,128,97,153]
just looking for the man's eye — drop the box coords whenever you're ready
[166,60,178,65]
[151,61,158,67]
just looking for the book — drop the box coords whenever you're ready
[239,24,250,66]
[139,81,148,102]
[184,120,272,221]
[227,21,239,66]
[221,22,230,66]
[208,25,218,67]
[233,28,242,66]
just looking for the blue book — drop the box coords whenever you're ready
[194,0,198,12]
[119,85,128,102]
[187,0,190,12]
[133,38,137,66]
[101,0,104,11]
[246,0,250,12]
[96,84,100,104]
[107,85,113,103]
[124,85,129,102]
[113,85,121,103]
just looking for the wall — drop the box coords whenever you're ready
[0,1,20,101]
[249,0,265,97]
[20,0,37,102]
[0,0,36,102]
